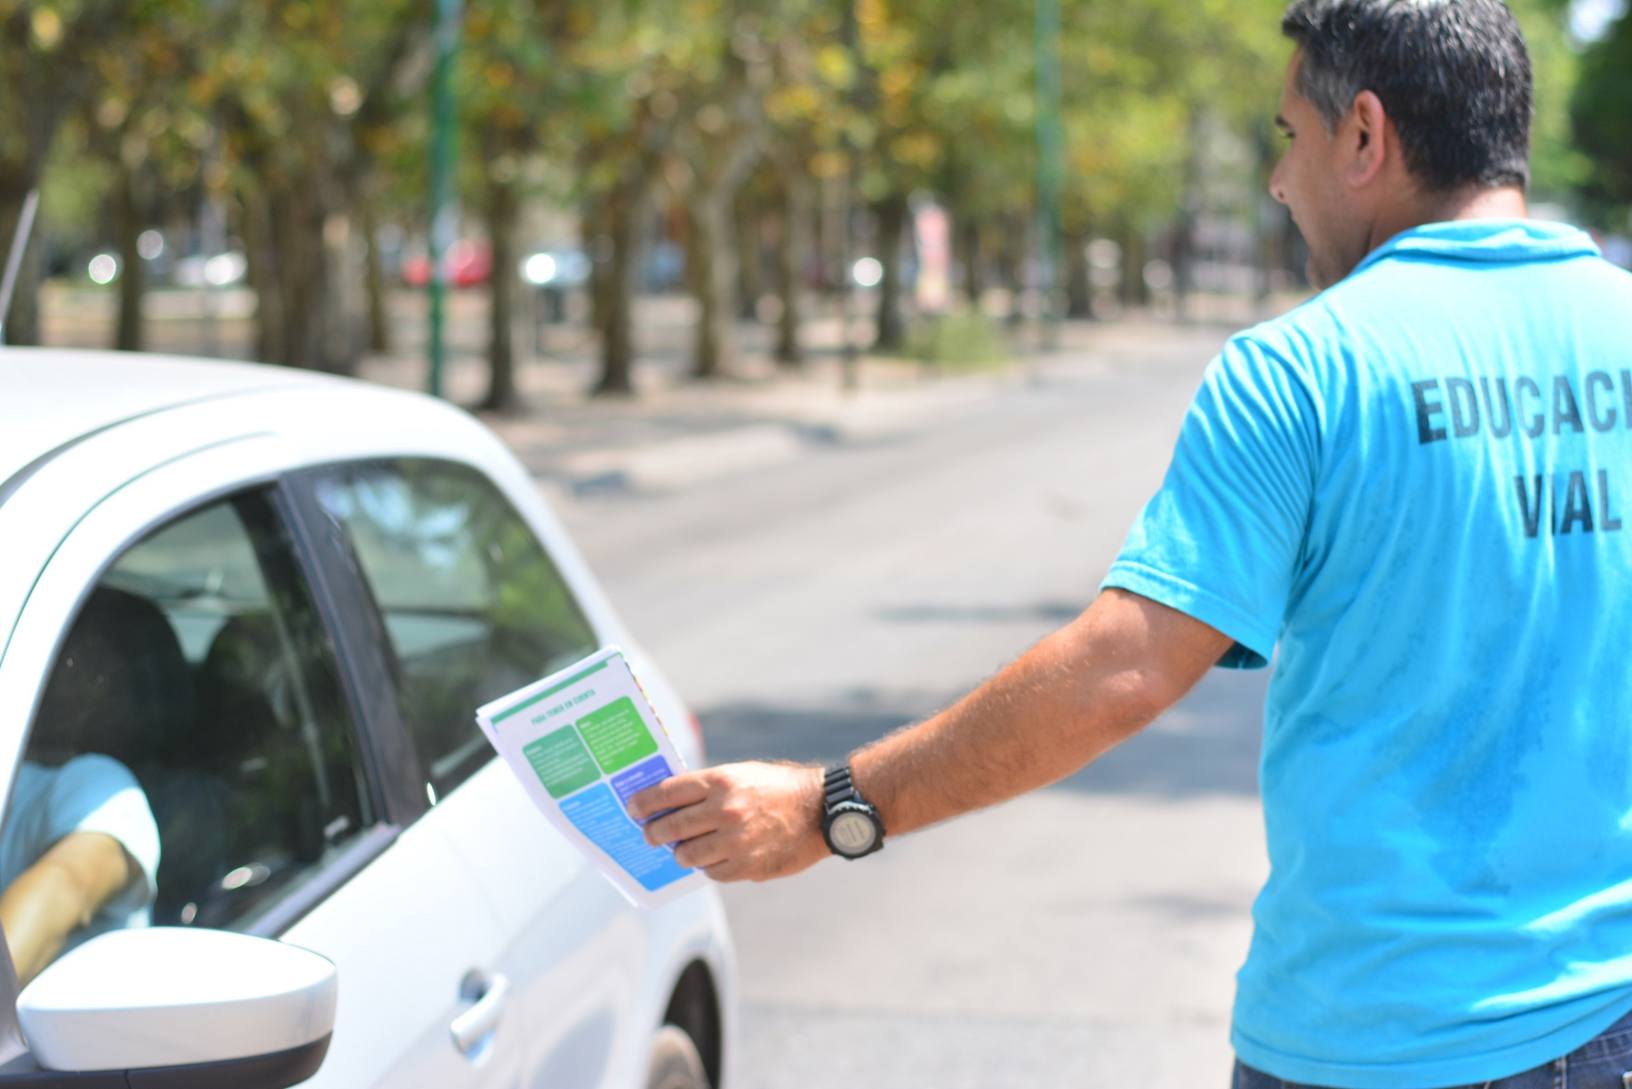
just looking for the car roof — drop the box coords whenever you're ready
[0,348,352,489]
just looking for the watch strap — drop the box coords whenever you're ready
[823,763,863,809]
[820,763,886,859]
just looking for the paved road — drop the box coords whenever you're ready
[554,325,1272,1089]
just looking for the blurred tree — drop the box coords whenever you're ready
[0,0,131,345]
[851,0,953,351]
[652,0,772,380]
[759,0,859,366]
[200,0,423,372]
[572,3,677,396]
[1571,6,1632,220]
[456,0,602,412]
[1508,0,1587,204]
[75,0,211,351]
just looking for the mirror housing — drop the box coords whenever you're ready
[5,928,335,1088]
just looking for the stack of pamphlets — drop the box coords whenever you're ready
[476,646,707,908]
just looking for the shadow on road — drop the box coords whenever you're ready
[875,600,1084,625]
[698,665,1269,800]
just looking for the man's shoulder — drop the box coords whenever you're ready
[49,754,141,799]
[1215,296,1343,390]
[1227,248,1632,369]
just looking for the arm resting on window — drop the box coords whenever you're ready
[0,831,136,985]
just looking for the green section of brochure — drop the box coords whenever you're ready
[523,726,601,799]
[577,696,659,774]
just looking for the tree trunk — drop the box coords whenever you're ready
[871,191,908,352]
[360,198,391,353]
[0,175,43,346]
[481,175,520,413]
[1064,225,1093,320]
[773,169,808,368]
[1172,111,1205,323]
[1002,213,1028,328]
[593,185,641,396]
[584,197,609,334]
[112,158,146,352]
[266,183,344,372]
[959,215,983,306]
[1119,220,1149,309]
[735,186,762,321]
[240,189,284,364]
[685,189,736,381]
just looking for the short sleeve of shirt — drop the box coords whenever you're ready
[1102,334,1319,669]
[39,754,161,917]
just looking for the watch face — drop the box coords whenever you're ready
[829,810,877,855]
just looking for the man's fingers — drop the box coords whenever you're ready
[643,796,722,846]
[671,832,730,870]
[627,772,711,821]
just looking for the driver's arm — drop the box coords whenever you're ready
[0,831,137,985]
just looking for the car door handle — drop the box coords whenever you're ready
[450,970,511,1056]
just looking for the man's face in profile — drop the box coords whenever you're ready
[1268,51,1368,289]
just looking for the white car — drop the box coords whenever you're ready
[0,349,737,1089]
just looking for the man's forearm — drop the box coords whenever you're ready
[850,589,1224,837]
[630,589,1232,881]
[0,832,135,985]
[2,861,91,984]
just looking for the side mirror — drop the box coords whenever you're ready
[6,928,335,1088]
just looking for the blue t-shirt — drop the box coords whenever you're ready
[1,756,160,950]
[1103,219,1632,1088]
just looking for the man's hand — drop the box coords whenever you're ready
[628,762,829,882]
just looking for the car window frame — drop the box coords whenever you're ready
[275,473,429,833]
[283,455,602,812]
[0,473,414,948]
[235,480,416,938]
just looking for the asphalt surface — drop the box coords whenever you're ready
[552,323,1274,1089]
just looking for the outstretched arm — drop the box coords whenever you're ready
[1,831,137,985]
[628,588,1235,882]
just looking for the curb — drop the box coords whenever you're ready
[557,423,806,495]
[540,371,1016,496]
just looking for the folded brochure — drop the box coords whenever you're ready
[475,646,707,908]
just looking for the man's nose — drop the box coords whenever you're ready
[1267,165,1288,206]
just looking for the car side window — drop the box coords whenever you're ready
[313,459,598,803]
[6,490,372,981]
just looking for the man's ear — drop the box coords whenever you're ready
[1345,89,1389,187]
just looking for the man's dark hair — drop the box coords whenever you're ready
[1280,0,1533,192]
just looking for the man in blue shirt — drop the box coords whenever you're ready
[630,1,1632,1085]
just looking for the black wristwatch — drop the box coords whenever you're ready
[820,763,885,859]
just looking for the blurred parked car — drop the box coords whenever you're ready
[402,240,492,288]
[0,349,736,1089]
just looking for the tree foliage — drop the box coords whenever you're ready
[1571,5,1632,222]
[3,0,1600,379]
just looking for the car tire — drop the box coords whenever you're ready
[646,1025,709,1089]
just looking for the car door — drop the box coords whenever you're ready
[0,437,518,1088]
[297,458,655,1089]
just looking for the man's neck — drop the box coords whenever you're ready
[1368,184,1529,251]
[1433,184,1529,222]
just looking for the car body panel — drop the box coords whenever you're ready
[0,350,736,1087]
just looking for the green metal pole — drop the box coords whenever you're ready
[1034,0,1063,351]
[428,0,463,398]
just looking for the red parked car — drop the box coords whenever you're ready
[401,239,492,288]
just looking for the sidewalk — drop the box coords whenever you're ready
[356,299,1260,497]
[39,283,1280,495]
